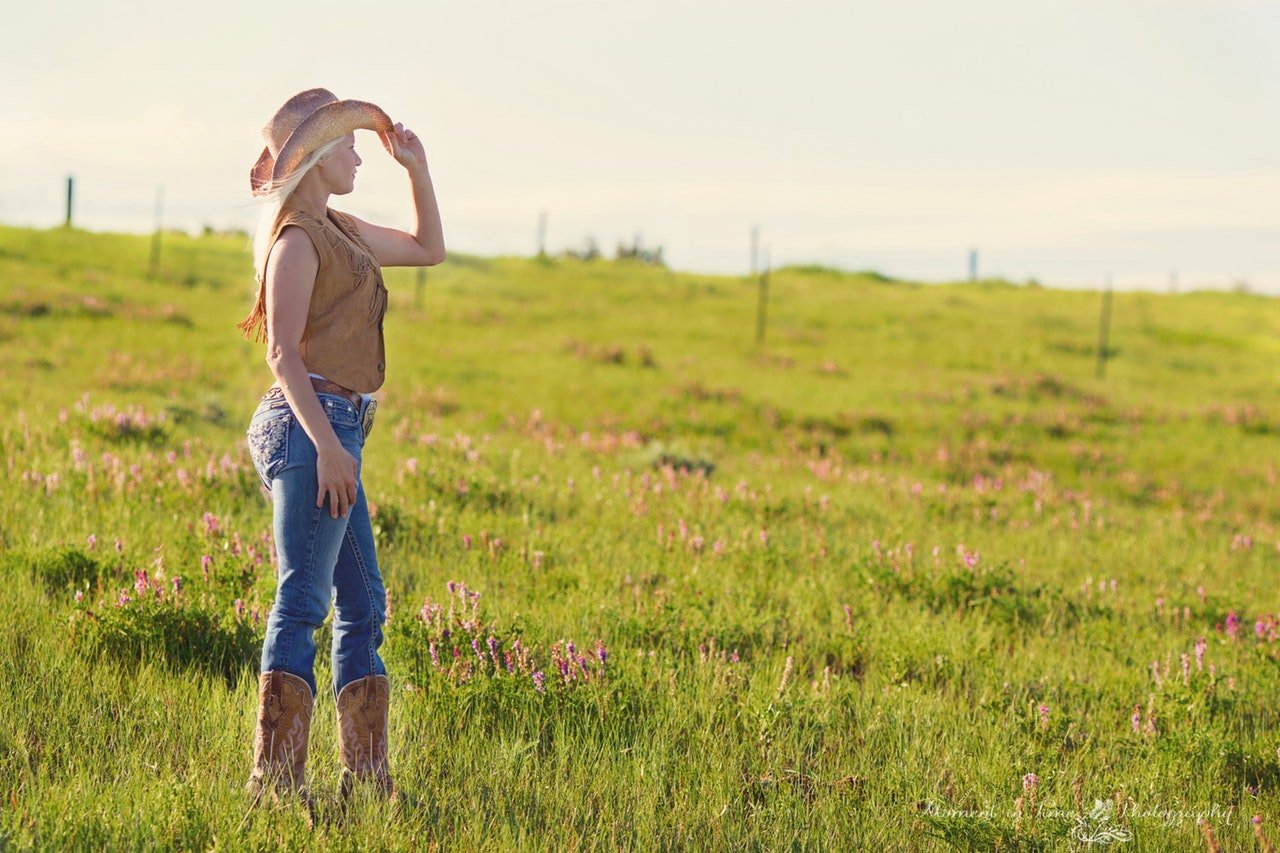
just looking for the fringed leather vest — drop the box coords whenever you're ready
[236,196,389,393]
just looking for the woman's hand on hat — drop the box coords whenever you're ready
[380,121,427,172]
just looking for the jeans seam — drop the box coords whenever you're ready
[343,518,381,678]
[276,497,326,678]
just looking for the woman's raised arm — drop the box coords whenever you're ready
[348,123,445,267]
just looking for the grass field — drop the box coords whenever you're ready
[3,222,1280,850]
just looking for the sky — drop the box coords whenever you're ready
[3,0,1279,291]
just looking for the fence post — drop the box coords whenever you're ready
[968,248,978,282]
[751,225,759,276]
[756,248,771,346]
[64,176,74,228]
[1096,277,1113,379]
[148,184,164,279]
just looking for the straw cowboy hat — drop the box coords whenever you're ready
[250,88,394,196]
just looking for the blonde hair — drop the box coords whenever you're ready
[250,136,346,283]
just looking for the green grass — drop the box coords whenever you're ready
[2,222,1280,849]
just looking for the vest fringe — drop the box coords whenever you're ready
[236,280,269,342]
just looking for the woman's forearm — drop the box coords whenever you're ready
[408,166,445,263]
[266,346,342,454]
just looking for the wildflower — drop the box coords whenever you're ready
[234,598,245,618]
[471,638,484,663]
[201,512,218,535]
[1257,620,1267,639]
[133,570,149,596]
[171,577,182,594]
[843,604,854,633]
[115,538,124,553]
[1195,636,1207,670]
[532,671,546,693]
[487,635,499,667]
[1226,610,1240,640]
[1037,704,1049,729]
[1023,773,1038,795]
[760,528,769,546]
[532,550,544,570]
[200,554,212,580]
[963,550,979,570]
[74,590,84,603]
[596,641,608,668]
[1181,653,1190,684]
[429,642,439,668]
[776,656,794,698]
[1131,705,1142,733]
[86,534,97,550]
[116,590,131,607]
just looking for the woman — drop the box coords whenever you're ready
[237,88,444,811]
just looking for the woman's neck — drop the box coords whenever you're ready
[290,177,330,216]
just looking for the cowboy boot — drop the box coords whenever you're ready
[336,673,395,800]
[246,670,315,817]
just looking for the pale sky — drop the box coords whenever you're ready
[3,0,1279,290]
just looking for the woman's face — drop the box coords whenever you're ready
[319,134,361,195]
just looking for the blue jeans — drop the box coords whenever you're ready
[245,387,387,701]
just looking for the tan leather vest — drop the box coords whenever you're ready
[236,195,389,393]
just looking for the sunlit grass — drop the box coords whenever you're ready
[2,222,1279,849]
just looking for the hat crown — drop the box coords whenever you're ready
[262,88,339,157]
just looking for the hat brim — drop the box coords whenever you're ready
[250,100,394,197]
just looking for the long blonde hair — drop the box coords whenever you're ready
[250,136,345,283]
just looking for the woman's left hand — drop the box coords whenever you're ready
[380,122,428,172]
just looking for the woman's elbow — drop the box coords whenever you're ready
[265,341,300,374]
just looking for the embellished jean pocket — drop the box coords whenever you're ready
[247,413,292,488]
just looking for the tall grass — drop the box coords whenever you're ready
[2,223,1279,849]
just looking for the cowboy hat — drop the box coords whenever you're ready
[250,88,394,196]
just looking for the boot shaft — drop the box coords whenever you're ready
[249,669,314,791]
[336,673,393,794]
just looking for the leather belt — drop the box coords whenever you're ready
[309,376,361,406]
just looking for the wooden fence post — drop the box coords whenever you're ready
[1096,277,1113,379]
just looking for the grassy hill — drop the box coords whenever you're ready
[2,222,1280,849]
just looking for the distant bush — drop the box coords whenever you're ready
[562,237,601,261]
[615,238,665,267]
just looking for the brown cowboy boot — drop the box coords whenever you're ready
[246,670,315,815]
[336,673,395,800]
